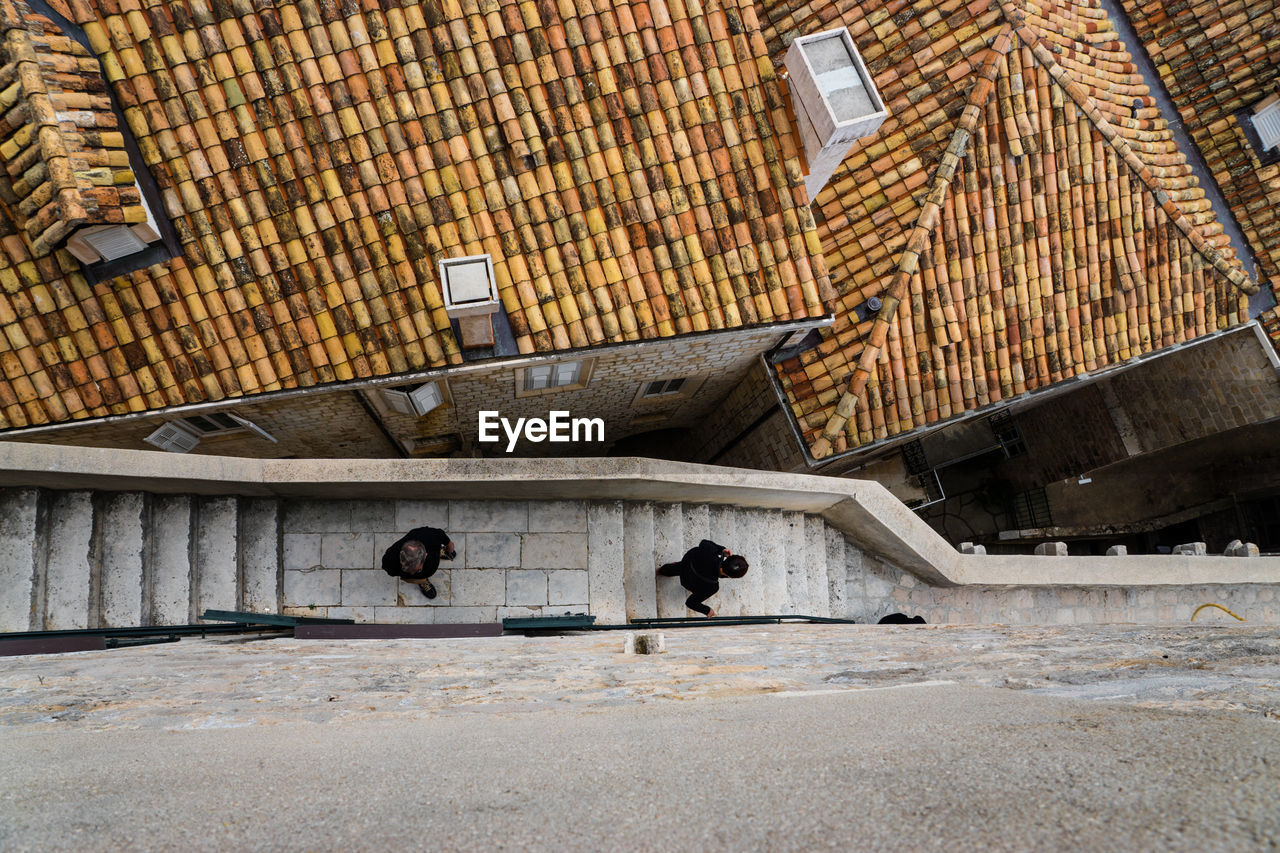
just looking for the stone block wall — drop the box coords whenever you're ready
[846,554,1280,626]
[685,359,806,470]
[1104,329,1280,456]
[6,391,399,458]
[281,497,592,624]
[1000,384,1129,492]
[442,326,797,456]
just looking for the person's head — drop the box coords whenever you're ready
[399,539,427,575]
[721,555,749,578]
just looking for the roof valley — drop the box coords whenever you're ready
[811,23,1013,459]
[802,0,1261,460]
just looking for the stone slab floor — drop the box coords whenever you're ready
[2,625,1278,851]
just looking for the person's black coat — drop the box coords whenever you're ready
[677,539,728,615]
[381,526,451,580]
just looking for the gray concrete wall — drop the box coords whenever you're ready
[2,443,1280,630]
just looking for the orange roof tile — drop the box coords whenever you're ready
[0,1,155,260]
[0,0,831,430]
[1118,0,1280,350]
[764,0,1258,460]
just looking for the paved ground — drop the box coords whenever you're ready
[2,624,1279,850]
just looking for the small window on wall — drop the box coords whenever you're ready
[642,378,687,398]
[632,374,705,406]
[515,359,594,397]
[143,412,275,453]
[381,382,446,417]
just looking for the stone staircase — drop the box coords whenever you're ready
[0,487,865,632]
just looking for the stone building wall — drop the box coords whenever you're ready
[1105,329,1280,456]
[999,384,1129,492]
[438,326,799,456]
[5,391,400,458]
[1,324,811,460]
[684,359,807,471]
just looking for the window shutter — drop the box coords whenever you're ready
[226,413,279,443]
[382,388,416,415]
[408,383,443,415]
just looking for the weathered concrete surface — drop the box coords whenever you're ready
[1,626,1278,852]
[2,625,1277,731]
[0,488,38,632]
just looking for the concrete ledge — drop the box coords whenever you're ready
[952,554,1280,587]
[3,441,1278,590]
[0,441,960,580]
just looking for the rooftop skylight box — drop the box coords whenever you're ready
[785,28,889,198]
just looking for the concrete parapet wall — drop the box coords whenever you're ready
[2,442,1280,630]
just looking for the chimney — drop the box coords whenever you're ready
[440,254,500,349]
[785,28,888,199]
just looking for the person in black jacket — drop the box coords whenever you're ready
[381,526,456,600]
[656,539,749,617]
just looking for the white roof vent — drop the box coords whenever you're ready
[440,254,499,349]
[785,28,888,198]
[144,421,201,453]
[440,254,499,316]
[1253,95,1280,151]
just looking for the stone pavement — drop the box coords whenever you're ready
[3,625,1280,852]
[2,624,1278,730]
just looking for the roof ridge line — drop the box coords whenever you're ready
[996,0,1259,297]
[809,25,1015,460]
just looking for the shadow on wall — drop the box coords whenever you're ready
[608,428,695,462]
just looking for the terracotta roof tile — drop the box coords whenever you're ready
[0,0,830,430]
[1118,0,1280,350]
[764,0,1257,459]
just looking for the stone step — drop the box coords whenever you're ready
[804,515,831,618]
[44,491,94,630]
[99,492,145,628]
[840,532,864,621]
[653,502,686,619]
[239,498,280,614]
[732,508,767,615]
[757,509,790,614]
[826,525,848,620]
[622,502,657,622]
[587,501,625,623]
[148,495,193,625]
[195,497,239,618]
[0,488,39,632]
[707,504,741,617]
[783,510,809,614]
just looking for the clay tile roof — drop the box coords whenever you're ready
[0,0,155,260]
[763,0,1260,460]
[0,0,831,431]
[1118,0,1280,350]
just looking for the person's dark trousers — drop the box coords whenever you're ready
[657,562,682,577]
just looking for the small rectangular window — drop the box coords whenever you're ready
[382,382,445,417]
[520,361,587,394]
[643,378,687,397]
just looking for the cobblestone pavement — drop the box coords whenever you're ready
[2,624,1278,731]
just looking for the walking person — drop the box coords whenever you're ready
[656,539,749,617]
[381,526,456,599]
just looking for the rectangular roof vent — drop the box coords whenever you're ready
[440,254,499,317]
[785,28,888,199]
[1254,96,1280,151]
